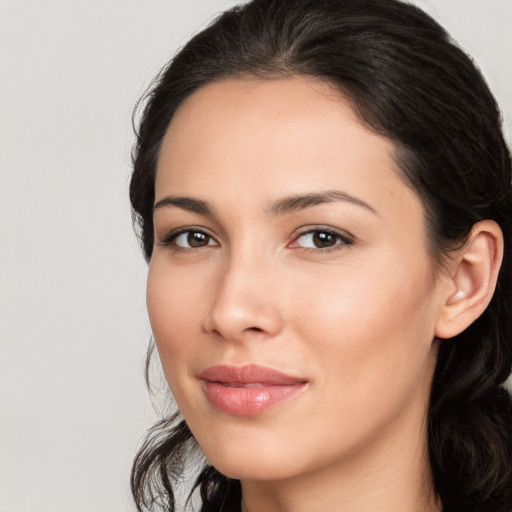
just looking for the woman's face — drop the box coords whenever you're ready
[148,77,446,481]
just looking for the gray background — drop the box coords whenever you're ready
[1,1,511,511]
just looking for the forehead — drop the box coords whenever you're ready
[158,77,387,174]
[156,77,422,227]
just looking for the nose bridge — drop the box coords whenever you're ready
[204,241,283,340]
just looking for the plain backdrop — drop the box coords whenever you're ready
[1,1,511,511]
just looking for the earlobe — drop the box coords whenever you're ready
[435,220,503,340]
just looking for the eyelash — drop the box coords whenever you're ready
[158,226,354,254]
[291,227,354,253]
[158,227,217,253]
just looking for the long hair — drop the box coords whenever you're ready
[129,1,512,510]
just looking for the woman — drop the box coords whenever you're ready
[129,0,512,511]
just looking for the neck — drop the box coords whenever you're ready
[240,398,440,512]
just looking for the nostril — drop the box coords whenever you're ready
[210,326,263,338]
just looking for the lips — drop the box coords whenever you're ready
[199,364,308,415]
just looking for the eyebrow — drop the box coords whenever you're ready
[153,196,214,215]
[268,190,378,216]
[153,189,377,217]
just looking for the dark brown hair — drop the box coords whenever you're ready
[129,1,512,510]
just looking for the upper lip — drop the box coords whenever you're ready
[199,364,307,386]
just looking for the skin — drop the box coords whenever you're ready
[147,77,451,512]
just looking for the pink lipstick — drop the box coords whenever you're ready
[199,364,307,416]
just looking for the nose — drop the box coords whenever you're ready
[203,254,284,342]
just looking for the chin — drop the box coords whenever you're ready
[197,431,303,481]
[210,455,297,482]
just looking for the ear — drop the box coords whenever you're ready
[435,220,504,339]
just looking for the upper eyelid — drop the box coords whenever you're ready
[291,225,354,240]
[159,226,218,245]
[287,226,355,250]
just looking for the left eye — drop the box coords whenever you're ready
[294,229,351,249]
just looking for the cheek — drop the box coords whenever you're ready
[146,260,210,377]
[292,254,437,391]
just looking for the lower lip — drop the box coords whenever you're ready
[202,381,306,415]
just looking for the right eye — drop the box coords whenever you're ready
[162,229,218,249]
